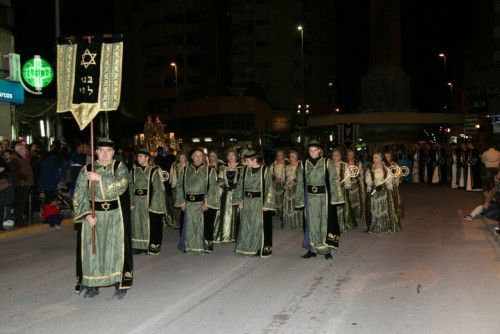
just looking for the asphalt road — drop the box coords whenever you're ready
[1,186,499,334]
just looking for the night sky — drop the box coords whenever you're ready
[13,0,479,113]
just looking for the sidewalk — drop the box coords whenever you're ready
[0,217,73,240]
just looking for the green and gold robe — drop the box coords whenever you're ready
[346,160,366,219]
[335,162,357,231]
[214,164,242,242]
[295,158,342,255]
[73,160,133,289]
[233,165,274,257]
[175,163,210,254]
[130,164,166,254]
[365,166,401,234]
[283,162,303,230]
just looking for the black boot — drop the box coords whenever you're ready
[324,252,333,260]
[302,251,317,259]
[332,235,340,250]
[261,246,272,257]
[83,287,99,298]
[113,285,127,300]
[206,241,214,253]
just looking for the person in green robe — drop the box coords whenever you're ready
[269,149,287,227]
[282,150,303,230]
[175,148,211,254]
[295,141,343,260]
[365,152,401,234]
[330,148,357,231]
[73,138,132,299]
[130,148,167,255]
[170,152,188,231]
[214,148,242,243]
[233,150,275,257]
[346,149,366,221]
[204,149,223,252]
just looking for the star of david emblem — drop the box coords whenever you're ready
[81,49,97,69]
[312,186,318,193]
[101,202,111,211]
[160,171,170,182]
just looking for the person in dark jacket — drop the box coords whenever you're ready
[7,143,34,227]
[69,142,86,196]
[37,140,66,200]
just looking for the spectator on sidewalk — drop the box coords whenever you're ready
[8,143,34,227]
[69,141,86,195]
[41,194,63,229]
[460,169,500,229]
[0,152,13,230]
[37,140,66,200]
[482,143,500,189]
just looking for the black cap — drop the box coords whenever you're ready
[307,140,321,148]
[96,137,115,148]
[136,147,151,156]
[243,149,257,158]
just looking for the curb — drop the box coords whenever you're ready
[0,217,74,240]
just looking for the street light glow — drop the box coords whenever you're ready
[297,25,303,31]
[438,53,445,58]
[170,62,176,67]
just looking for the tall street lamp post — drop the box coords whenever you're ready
[297,25,304,105]
[439,53,447,111]
[170,62,179,133]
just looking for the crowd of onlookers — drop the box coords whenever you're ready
[0,137,498,231]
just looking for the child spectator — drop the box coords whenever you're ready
[41,194,63,229]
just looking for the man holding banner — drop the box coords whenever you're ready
[73,138,133,299]
[57,36,131,298]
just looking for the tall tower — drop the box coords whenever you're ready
[361,0,411,110]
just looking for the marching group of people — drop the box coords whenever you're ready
[72,138,407,299]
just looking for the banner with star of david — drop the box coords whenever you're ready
[56,37,123,130]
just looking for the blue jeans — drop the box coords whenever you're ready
[45,215,63,227]
[483,203,500,222]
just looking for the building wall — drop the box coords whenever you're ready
[231,0,336,114]
[114,0,230,123]
[0,0,13,140]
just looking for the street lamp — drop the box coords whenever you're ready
[297,25,304,105]
[439,53,447,111]
[170,62,180,132]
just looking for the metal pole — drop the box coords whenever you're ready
[90,120,96,255]
[174,65,180,133]
[301,29,304,106]
[443,55,447,111]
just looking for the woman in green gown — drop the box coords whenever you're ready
[282,150,303,230]
[346,149,366,221]
[330,148,357,231]
[365,153,401,234]
[234,150,275,257]
[214,148,242,243]
[169,152,187,231]
[130,149,166,255]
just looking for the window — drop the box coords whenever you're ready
[255,41,270,47]
[254,19,271,26]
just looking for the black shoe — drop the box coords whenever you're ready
[332,236,340,250]
[133,249,143,255]
[207,242,214,253]
[261,246,272,257]
[83,287,99,298]
[302,251,317,259]
[324,253,333,260]
[113,288,127,300]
